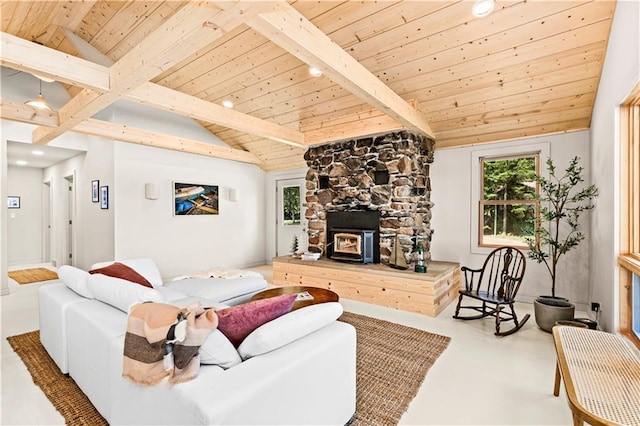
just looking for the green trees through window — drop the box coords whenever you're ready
[283,185,301,225]
[480,155,538,247]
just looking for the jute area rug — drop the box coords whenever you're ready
[8,268,58,284]
[7,312,450,426]
[340,311,450,426]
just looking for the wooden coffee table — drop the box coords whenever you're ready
[250,286,339,311]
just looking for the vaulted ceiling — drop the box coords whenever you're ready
[0,1,616,171]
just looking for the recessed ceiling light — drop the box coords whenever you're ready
[16,160,28,166]
[222,100,234,108]
[309,67,322,77]
[472,0,494,17]
[32,150,44,156]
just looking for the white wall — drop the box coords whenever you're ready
[589,0,640,332]
[42,135,115,270]
[113,142,266,279]
[430,130,592,310]
[1,119,115,296]
[7,166,43,265]
[1,75,268,288]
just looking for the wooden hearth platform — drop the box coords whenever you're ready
[272,256,460,317]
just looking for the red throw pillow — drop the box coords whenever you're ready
[216,294,297,347]
[89,262,153,288]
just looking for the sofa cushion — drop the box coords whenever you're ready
[58,265,93,299]
[155,286,189,302]
[90,262,153,288]
[86,274,165,313]
[91,258,163,288]
[216,294,297,347]
[199,330,242,368]
[165,276,267,303]
[238,302,343,360]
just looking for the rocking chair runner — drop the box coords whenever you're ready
[453,246,529,336]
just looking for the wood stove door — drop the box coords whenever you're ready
[276,178,307,256]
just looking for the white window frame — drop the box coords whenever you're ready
[470,142,550,255]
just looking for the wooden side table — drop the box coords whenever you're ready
[250,285,339,311]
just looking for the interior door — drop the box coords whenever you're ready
[42,180,52,263]
[276,178,307,257]
[64,175,75,266]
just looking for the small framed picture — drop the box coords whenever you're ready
[7,196,20,209]
[100,186,109,209]
[92,180,100,202]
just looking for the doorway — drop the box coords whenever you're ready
[42,180,52,263]
[275,177,307,257]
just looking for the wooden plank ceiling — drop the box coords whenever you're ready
[0,1,616,172]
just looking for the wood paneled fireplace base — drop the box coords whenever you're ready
[272,256,460,317]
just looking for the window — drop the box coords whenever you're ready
[479,154,539,248]
[282,185,301,225]
[619,82,640,347]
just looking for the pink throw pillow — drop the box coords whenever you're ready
[217,294,297,347]
[89,262,153,288]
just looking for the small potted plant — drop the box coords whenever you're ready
[526,156,598,332]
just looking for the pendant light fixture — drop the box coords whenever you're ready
[25,78,52,110]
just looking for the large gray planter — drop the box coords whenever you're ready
[534,297,575,332]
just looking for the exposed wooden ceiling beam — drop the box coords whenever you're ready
[32,2,234,145]
[75,119,262,165]
[0,31,109,92]
[239,1,435,140]
[128,83,306,148]
[3,31,307,148]
[0,98,59,127]
[59,26,306,148]
[0,98,261,165]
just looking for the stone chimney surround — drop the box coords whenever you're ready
[303,131,436,266]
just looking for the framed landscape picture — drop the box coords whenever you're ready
[174,182,218,216]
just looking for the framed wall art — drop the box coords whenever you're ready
[173,182,218,216]
[92,180,100,202]
[7,196,20,209]
[100,186,109,209]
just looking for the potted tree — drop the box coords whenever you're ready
[526,156,598,332]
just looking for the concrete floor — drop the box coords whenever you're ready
[1,263,573,425]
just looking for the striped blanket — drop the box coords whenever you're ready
[123,302,218,385]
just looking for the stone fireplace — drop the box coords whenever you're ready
[304,131,435,266]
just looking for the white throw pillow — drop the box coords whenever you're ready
[58,265,93,299]
[199,329,242,368]
[238,302,344,360]
[91,258,163,288]
[86,274,165,313]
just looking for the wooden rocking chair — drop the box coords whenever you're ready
[453,246,529,336]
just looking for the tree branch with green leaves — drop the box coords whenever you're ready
[525,156,598,298]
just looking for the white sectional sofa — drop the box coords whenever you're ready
[39,259,357,425]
